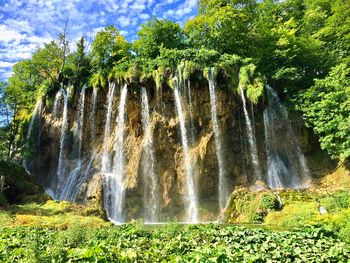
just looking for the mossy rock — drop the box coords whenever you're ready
[22,194,52,204]
[225,187,280,224]
[0,160,43,203]
[0,193,9,208]
[264,201,319,228]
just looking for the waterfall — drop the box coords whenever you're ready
[77,85,86,160]
[208,68,230,211]
[53,89,63,118]
[174,85,199,223]
[23,98,43,174]
[90,87,98,147]
[187,80,194,122]
[263,86,311,189]
[104,84,128,223]
[140,87,160,223]
[101,82,116,173]
[239,84,261,181]
[59,85,86,200]
[55,87,70,198]
[178,63,195,144]
[26,99,43,142]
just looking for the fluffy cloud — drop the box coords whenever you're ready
[0,0,198,81]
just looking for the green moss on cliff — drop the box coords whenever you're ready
[0,160,42,204]
[225,188,280,224]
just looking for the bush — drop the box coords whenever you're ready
[322,190,350,212]
[0,193,8,207]
[0,160,43,203]
[0,224,349,262]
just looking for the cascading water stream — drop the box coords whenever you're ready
[178,63,195,144]
[174,84,199,223]
[26,99,43,142]
[263,86,311,189]
[90,87,98,147]
[104,84,128,224]
[54,87,70,199]
[23,98,43,174]
[101,82,116,173]
[239,84,261,181]
[140,87,160,223]
[77,85,86,160]
[52,89,63,119]
[208,68,230,211]
[59,85,86,200]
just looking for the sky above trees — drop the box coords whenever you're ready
[0,0,198,81]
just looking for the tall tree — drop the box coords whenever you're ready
[133,18,186,59]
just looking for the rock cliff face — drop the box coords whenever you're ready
[28,80,321,222]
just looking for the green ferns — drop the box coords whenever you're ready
[89,70,107,89]
[239,64,265,104]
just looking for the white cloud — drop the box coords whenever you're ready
[120,30,128,36]
[0,61,16,68]
[0,0,198,81]
[130,2,146,11]
[163,0,197,19]
[117,16,131,27]
[0,25,24,43]
[139,13,150,20]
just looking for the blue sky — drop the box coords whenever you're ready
[0,0,198,81]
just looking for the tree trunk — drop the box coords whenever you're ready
[0,176,4,193]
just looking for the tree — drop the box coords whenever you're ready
[0,82,11,160]
[300,63,350,161]
[64,37,91,88]
[185,0,256,56]
[32,41,63,84]
[91,26,130,70]
[317,0,350,63]
[90,26,131,88]
[133,18,186,59]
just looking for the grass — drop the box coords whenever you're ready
[0,200,110,229]
[264,201,318,227]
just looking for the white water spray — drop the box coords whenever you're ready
[140,87,160,222]
[239,84,261,181]
[23,98,43,174]
[208,68,230,211]
[55,87,70,198]
[264,86,311,189]
[101,82,116,173]
[105,84,128,223]
[174,85,199,223]
[59,85,86,200]
[90,87,98,146]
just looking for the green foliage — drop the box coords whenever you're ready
[185,1,256,56]
[0,160,42,203]
[265,201,319,227]
[0,224,349,262]
[133,18,186,58]
[312,209,350,243]
[89,70,108,89]
[225,188,280,223]
[239,64,265,104]
[321,190,350,212]
[0,199,108,229]
[300,63,350,161]
[65,37,91,87]
[0,193,9,207]
[91,25,130,71]
[31,41,63,83]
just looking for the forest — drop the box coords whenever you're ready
[0,0,349,261]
